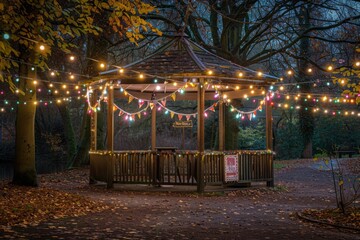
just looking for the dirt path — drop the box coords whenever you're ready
[1,159,359,240]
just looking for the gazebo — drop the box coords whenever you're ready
[88,35,278,192]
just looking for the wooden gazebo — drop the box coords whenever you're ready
[88,35,278,192]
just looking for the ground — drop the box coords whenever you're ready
[0,158,359,239]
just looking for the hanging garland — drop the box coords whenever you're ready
[114,101,150,121]
[157,101,219,121]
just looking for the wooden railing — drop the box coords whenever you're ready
[89,150,274,188]
[156,151,198,185]
[237,151,273,183]
[113,151,154,184]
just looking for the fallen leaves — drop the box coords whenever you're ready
[226,186,286,198]
[302,207,360,230]
[0,182,109,228]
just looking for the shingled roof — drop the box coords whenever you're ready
[100,36,278,85]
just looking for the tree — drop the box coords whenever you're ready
[0,0,160,186]
[141,0,360,157]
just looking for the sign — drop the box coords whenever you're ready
[224,155,239,182]
[172,120,193,128]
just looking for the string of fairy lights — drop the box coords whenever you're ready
[0,42,360,119]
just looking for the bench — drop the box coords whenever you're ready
[335,150,357,158]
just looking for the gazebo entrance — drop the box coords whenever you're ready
[88,35,278,192]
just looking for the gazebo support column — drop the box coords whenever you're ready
[218,99,224,151]
[106,86,114,189]
[197,78,205,193]
[151,101,156,151]
[265,96,274,187]
[265,97,273,150]
[89,91,98,184]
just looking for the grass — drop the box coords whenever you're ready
[274,163,287,169]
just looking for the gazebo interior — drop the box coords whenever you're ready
[88,35,279,192]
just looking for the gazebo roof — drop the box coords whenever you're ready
[96,35,279,100]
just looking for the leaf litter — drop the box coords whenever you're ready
[0,182,109,230]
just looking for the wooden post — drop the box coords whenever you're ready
[197,78,205,193]
[218,98,224,151]
[151,101,156,151]
[89,90,98,184]
[265,96,273,151]
[265,93,274,187]
[107,85,114,188]
[90,91,97,151]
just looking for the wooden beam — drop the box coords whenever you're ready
[113,88,265,101]
[90,91,97,151]
[197,79,205,152]
[107,87,114,151]
[265,97,273,150]
[197,78,205,193]
[218,98,224,151]
[151,101,156,151]
[107,86,114,189]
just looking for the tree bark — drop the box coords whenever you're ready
[13,51,38,186]
[57,103,77,166]
[298,2,314,158]
[70,108,91,167]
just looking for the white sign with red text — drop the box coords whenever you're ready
[224,155,239,182]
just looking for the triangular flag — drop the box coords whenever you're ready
[113,106,117,112]
[193,114,196,119]
[171,93,176,101]
[128,95,134,103]
[186,115,191,121]
[118,111,124,116]
[248,113,252,120]
[214,102,218,107]
[138,101,144,108]
[137,113,141,119]
[149,102,154,110]
[161,100,166,107]
[209,106,215,112]
[131,114,135,120]
[170,112,175,118]
[178,114,183,120]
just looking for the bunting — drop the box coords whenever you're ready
[128,95,134,103]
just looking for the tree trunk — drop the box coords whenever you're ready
[57,103,77,166]
[298,2,314,159]
[70,107,91,167]
[225,105,239,150]
[13,51,38,186]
